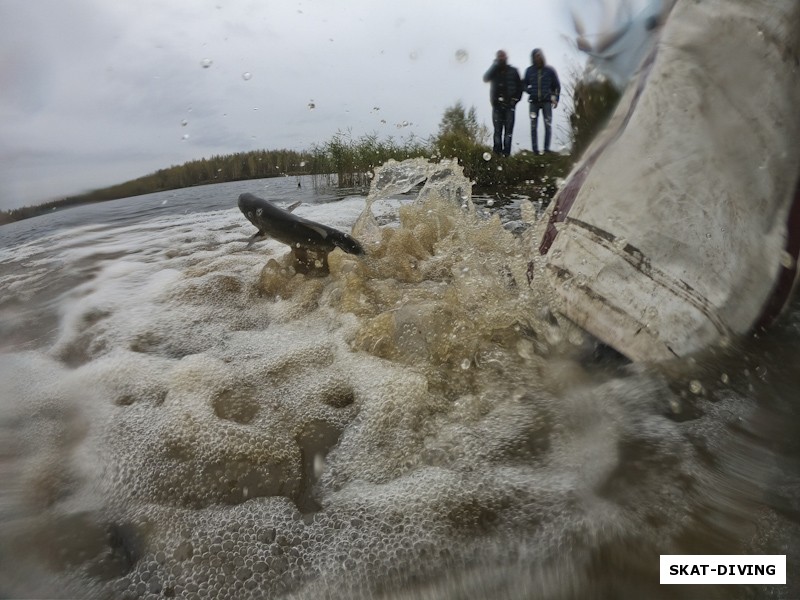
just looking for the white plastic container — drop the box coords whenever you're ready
[539,0,800,361]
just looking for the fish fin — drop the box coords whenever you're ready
[286,201,302,213]
[245,231,267,249]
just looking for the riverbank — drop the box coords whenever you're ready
[0,148,572,226]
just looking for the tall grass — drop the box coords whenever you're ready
[432,132,572,191]
[314,130,430,187]
[568,77,621,160]
[2,84,616,224]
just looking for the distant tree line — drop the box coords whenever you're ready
[1,86,618,225]
[0,149,318,225]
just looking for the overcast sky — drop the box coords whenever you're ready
[0,0,608,210]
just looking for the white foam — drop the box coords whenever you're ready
[0,164,782,599]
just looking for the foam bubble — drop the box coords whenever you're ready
[0,160,787,599]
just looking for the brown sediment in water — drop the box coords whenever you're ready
[1,160,795,600]
[257,162,579,398]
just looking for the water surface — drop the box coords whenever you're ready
[0,166,798,599]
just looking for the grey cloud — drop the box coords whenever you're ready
[1,0,581,210]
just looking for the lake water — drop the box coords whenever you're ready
[0,162,798,599]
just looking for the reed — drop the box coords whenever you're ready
[2,94,606,224]
[314,130,430,188]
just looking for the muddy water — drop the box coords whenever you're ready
[0,162,797,599]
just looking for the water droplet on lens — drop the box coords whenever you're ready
[181,120,188,127]
[482,152,492,161]
[308,101,316,110]
[780,251,795,269]
[455,49,468,63]
[689,380,703,395]
[313,453,325,478]
[720,373,729,384]
[201,58,213,68]
[182,134,190,140]
[486,199,494,207]
[242,71,252,80]
[460,359,470,370]
[300,161,306,167]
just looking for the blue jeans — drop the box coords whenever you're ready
[529,101,552,152]
[492,106,516,156]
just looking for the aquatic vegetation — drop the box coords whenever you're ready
[1,103,579,225]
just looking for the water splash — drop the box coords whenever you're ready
[0,161,794,599]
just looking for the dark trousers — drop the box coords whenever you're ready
[529,101,552,152]
[492,106,516,156]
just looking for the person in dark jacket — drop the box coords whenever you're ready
[524,48,561,154]
[483,50,523,156]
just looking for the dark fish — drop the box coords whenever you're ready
[237,192,364,255]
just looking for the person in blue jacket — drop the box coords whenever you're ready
[483,50,523,156]
[524,49,561,154]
